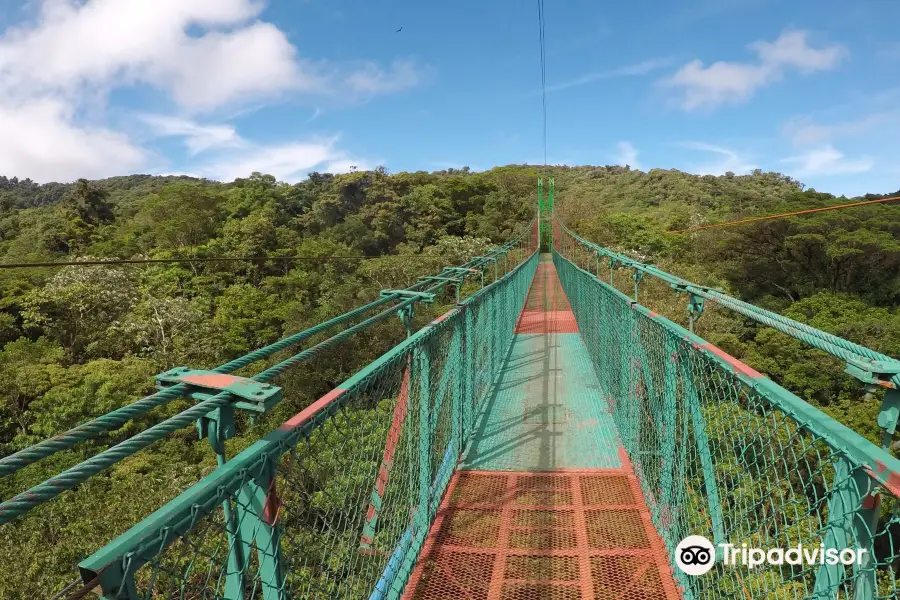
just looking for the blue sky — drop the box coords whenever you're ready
[0,0,898,196]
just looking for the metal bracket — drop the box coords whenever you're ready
[380,289,436,304]
[688,294,706,319]
[877,390,900,434]
[418,275,463,285]
[155,368,283,414]
[845,359,900,390]
[197,406,235,455]
[670,282,720,295]
[631,269,644,301]
[443,267,480,276]
[419,275,464,304]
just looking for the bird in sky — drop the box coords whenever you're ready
[396,26,402,33]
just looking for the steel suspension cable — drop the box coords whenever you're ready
[0,295,421,523]
[0,225,535,522]
[555,216,900,386]
[536,0,547,165]
[0,235,528,477]
[665,195,900,234]
[0,294,399,475]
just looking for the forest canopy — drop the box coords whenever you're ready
[0,163,897,595]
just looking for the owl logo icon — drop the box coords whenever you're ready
[675,535,716,576]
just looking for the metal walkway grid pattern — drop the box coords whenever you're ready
[460,333,621,471]
[408,254,681,599]
[403,471,680,600]
[515,260,578,334]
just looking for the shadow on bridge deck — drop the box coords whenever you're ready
[403,254,681,600]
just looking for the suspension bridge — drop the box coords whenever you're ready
[3,179,900,599]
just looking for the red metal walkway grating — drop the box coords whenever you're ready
[522,262,572,312]
[515,261,579,334]
[403,470,681,600]
[514,310,579,335]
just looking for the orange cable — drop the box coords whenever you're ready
[665,195,900,234]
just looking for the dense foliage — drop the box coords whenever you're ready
[555,165,900,444]
[554,166,900,597]
[0,163,896,596]
[0,166,535,595]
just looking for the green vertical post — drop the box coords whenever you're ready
[537,178,544,251]
[812,457,855,598]
[679,360,726,548]
[812,459,876,599]
[635,342,659,483]
[462,307,475,438]
[451,326,463,456]
[389,343,433,600]
[199,406,245,600]
[660,339,678,505]
[494,288,501,372]
[659,337,679,548]
[220,460,247,600]
[619,311,635,452]
[417,342,432,523]
[850,468,877,600]
[235,459,284,600]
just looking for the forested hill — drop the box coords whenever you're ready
[0,164,897,593]
[553,165,899,451]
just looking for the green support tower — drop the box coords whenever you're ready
[538,177,554,251]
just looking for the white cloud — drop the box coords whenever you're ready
[151,23,312,111]
[0,0,305,109]
[196,136,376,183]
[782,111,900,146]
[665,61,771,110]
[782,145,872,177]
[750,30,846,72]
[0,0,426,182]
[0,98,146,182]
[343,60,428,95]
[139,114,245,155]
[679,142,757,175]
[539,58,673,95]
[614,141,641,169]
[663,30,846,110]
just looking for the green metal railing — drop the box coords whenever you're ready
[0,233,533,522]
[538,177,554,251]
[554,219,900,396]
[555,219,900,599]
[66,247,538,598]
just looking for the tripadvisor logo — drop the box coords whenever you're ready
[676,536,716,576]
[675,535,869,576]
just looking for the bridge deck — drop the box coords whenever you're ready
[404,254,680,600]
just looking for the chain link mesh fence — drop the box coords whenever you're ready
[68,250,538,599]
[555,224,900,600]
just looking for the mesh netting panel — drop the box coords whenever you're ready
[71,253,538,599]
[554,229,900,600]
